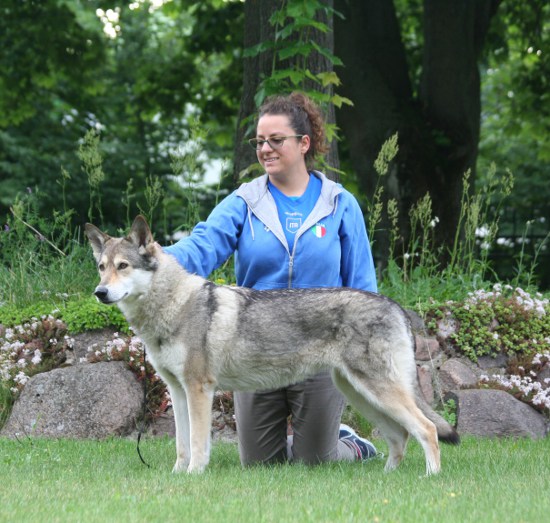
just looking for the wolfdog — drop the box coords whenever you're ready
[85,216,459,475]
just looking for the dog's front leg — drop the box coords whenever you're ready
[185,380,215,474]
[168,383,191,473]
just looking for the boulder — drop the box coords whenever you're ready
[417,364,434,404]
[70,327,119,363]
[477,352,509,373]
[1,362,143,439]
[438,358,478,392]
[446,389,548,439]
[405,309,425,333]
[415,336,441,361]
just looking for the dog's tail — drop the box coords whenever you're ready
[415,387,460,445]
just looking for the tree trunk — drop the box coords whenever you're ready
[232,0,278,184]
[335,0,500,257]
[419,0,500,247]
[233,0,339,184]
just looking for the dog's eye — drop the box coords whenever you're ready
[98,263,105,271]
[118,262,129,270]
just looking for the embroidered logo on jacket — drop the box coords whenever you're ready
[311,223,326,238]
[285,212,302,234]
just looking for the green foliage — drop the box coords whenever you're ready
[425,285,550,362]
[439,399,457,428]
[0,187,97,310]
[77,128,105,224]
[0,382,13,429]
[373,135,533,308]
[0,302,60,330]
[477,1,550,287]
[367,133,399,243]
[0,0,105,127]
[0,0,242,230]
[60,297,129,334]
[0,296,127,335]
[246,0,351,115]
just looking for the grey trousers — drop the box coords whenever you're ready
[234,371,357,465]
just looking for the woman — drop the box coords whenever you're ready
[164,92,378,465]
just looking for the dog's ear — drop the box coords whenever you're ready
[128,215,154,249]
[84,223,111,262]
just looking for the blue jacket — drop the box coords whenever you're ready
[164,171,377,292]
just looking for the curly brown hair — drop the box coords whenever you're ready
[258,92,328,169]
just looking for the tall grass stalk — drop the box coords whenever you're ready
[448,165,513,281]
[0,195,94,310]
[0,437,548,523]
[168,117,209,233]
[77,128,105,224]
[367,132,399,241]
[372,141,519,307]
[513,223,550,290]
[137,174,165,229]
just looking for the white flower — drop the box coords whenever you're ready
[31,350,42,365]
[14,371,29,385]
[475,225,491,238]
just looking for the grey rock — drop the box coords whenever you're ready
[417,364,434,404]
[415,336,441,361]
[405,309,426,333]
[1,362,143,438]
[446,389,548,439]
[70,327,119,363]
[477,352,509,371]
[438,358,478,392]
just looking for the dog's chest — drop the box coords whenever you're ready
[141,335,187,372]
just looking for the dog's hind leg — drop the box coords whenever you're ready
[333,370,441,475]
[385,391,440,475]
[184,379,216,474]
[333,370,409,471]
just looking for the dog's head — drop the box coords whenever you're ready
[84,215,159,304]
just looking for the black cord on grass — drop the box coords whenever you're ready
[136,345,151,468]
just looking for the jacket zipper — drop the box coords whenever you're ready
[288,239,300,288]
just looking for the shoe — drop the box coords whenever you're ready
[339,424,378,461]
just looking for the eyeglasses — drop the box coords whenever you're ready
[248,135,304,150]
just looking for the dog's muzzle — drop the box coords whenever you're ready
[94,286,111,304]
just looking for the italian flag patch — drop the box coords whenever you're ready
[311,224,326,238]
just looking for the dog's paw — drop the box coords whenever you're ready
[172,459,189,474]
[186,459,208,474]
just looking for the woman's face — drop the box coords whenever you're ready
[255,114,310,179]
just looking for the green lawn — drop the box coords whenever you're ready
[1,436,548,522]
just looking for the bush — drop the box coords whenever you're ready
[426,284,550,362]
[0,316,73,395]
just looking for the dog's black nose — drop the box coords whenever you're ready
[94,286,109,302]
